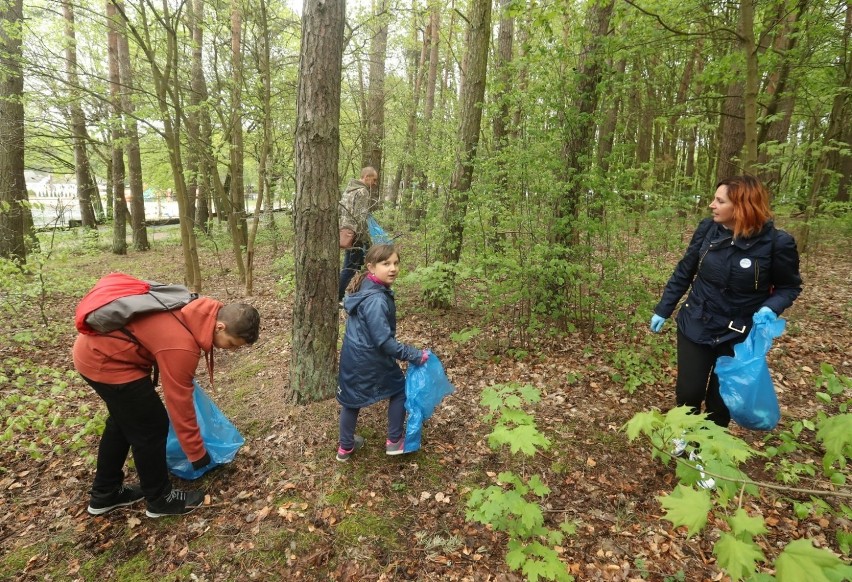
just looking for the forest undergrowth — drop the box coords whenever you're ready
[0,217,849,581]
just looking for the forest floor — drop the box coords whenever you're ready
[0,224,850,582]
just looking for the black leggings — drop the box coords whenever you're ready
[675,330,739,427]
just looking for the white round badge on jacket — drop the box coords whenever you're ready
[739,258,752,268]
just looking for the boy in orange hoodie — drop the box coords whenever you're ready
[73,298,260,517]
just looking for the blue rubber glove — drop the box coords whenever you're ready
[753,306,776,325]
[650,314,667,333]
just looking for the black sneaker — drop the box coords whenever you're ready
[87,483,145,515]
[145,488,204,518]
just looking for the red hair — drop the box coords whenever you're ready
[716,175,773,238]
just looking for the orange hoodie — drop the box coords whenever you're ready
[72,296,223,463]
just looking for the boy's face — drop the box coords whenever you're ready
[213,324,247,350]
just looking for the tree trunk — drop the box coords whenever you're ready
[291,0,345,403]
[107,1,128,255]
[715,79,745,182]
[246,0,274,296]
[554,0,615,246]
[63,0,99,230]
[0,0,28,262]
[229,0,247,281]
[121,0,202,289]
[114,0,149,251]
[740,0,758,172]
[362,0,389,207]
[597,57,626,172]
[437,0,492,264]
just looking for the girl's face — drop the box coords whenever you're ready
[709,185,735,229]
[367,253,400,286]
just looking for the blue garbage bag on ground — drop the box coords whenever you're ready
[166,380,244,479]
[367,215,392,244]
[404,353,455,453]
[716,313,786,430]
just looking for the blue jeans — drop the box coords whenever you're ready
[338,390,406,450]
[339,243,368,300]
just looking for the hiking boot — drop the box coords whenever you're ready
[336,435,365,462]
[145,488,204,518]
[87,483,144,515]
[386,437,405,456]
[689,451,716,490]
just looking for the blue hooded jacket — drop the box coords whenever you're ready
[338,278,421,408]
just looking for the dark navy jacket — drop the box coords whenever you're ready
[338,278,421,408]
[654,218,802,346]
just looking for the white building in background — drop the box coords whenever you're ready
[25,171,181,228]
[25,171,87,228]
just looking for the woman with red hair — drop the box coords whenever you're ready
[650,175,802,432]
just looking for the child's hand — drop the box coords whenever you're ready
[419,350,429,365]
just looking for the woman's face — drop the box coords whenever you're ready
[367,253,400,286]
[709,185,735,229]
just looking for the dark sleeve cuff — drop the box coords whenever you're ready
[191,451,211,470]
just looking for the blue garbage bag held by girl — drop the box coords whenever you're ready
[404,352,456,453]
[166,380,245,479]
[716,308,786,430]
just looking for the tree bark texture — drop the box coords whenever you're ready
[362,0,389,207]
[438,0,492,264]
[63,0,99,230]
[107,1,128,255]
[229,0,247,281]
[554,0,615,246]
[114,0,149,250]
[0,0,27,262]
[291,0,345,404]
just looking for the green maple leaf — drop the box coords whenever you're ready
[490,423,550,455]
[657,484,711,537]
[623,410,663,441]
[527,474,551,497]
[816,414,852,470]
[522,560,549,582]
[727,508,767,539]
[506,539,527,570]
[480,387,504,411]
[517,383,542,404]
[713,532,765,581]
[775,539,852,582]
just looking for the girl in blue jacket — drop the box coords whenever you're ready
[650,175,802,429]
[337,244,428,462]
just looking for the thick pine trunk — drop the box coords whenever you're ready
[291,0,345,403]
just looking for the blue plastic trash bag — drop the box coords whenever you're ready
[166,380,245,479]
[404,352,455,453]
[716,313,786,430]
[367,215,392,244]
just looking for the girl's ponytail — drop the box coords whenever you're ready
[346,271,368,294]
